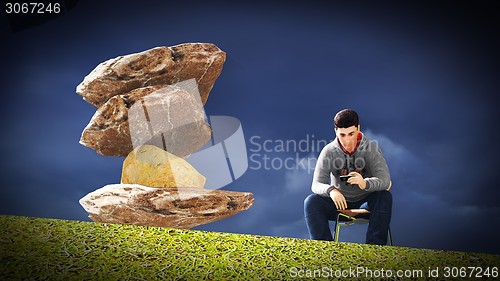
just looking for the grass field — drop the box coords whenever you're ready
[1,215,498,280]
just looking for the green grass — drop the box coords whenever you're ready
[0,215,498,280]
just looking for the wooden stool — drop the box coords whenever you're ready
[333,181,393,245]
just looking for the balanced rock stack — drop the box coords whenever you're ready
[77,43,254,229]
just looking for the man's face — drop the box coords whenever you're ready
[335,125,360,153]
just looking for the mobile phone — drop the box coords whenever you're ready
[340,175,352,182]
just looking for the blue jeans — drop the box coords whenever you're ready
[304,191,392,245]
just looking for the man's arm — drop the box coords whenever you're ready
[363,146,391,191]
[311,146,335,196]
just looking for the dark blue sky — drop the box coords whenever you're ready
[1,0,499,254]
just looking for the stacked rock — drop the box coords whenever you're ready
[78,43,254,229]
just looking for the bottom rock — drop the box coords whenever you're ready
[79,184,254,229]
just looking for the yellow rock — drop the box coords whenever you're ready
[121,145,206,188]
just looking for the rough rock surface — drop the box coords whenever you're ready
[79,184,254,229]
[79,85,212,157]
[121,145,206,188]
[76,43,226,108]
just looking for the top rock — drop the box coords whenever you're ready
[76,43,226,107]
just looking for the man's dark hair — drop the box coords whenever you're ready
[334,109,359,129]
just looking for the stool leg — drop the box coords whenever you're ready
[334,213,341,242]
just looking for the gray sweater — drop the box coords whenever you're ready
[311,132,391,201]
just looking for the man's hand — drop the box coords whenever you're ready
[347,171,367,189]
[329,188,347,210]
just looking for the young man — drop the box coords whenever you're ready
[304,109,392,245]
